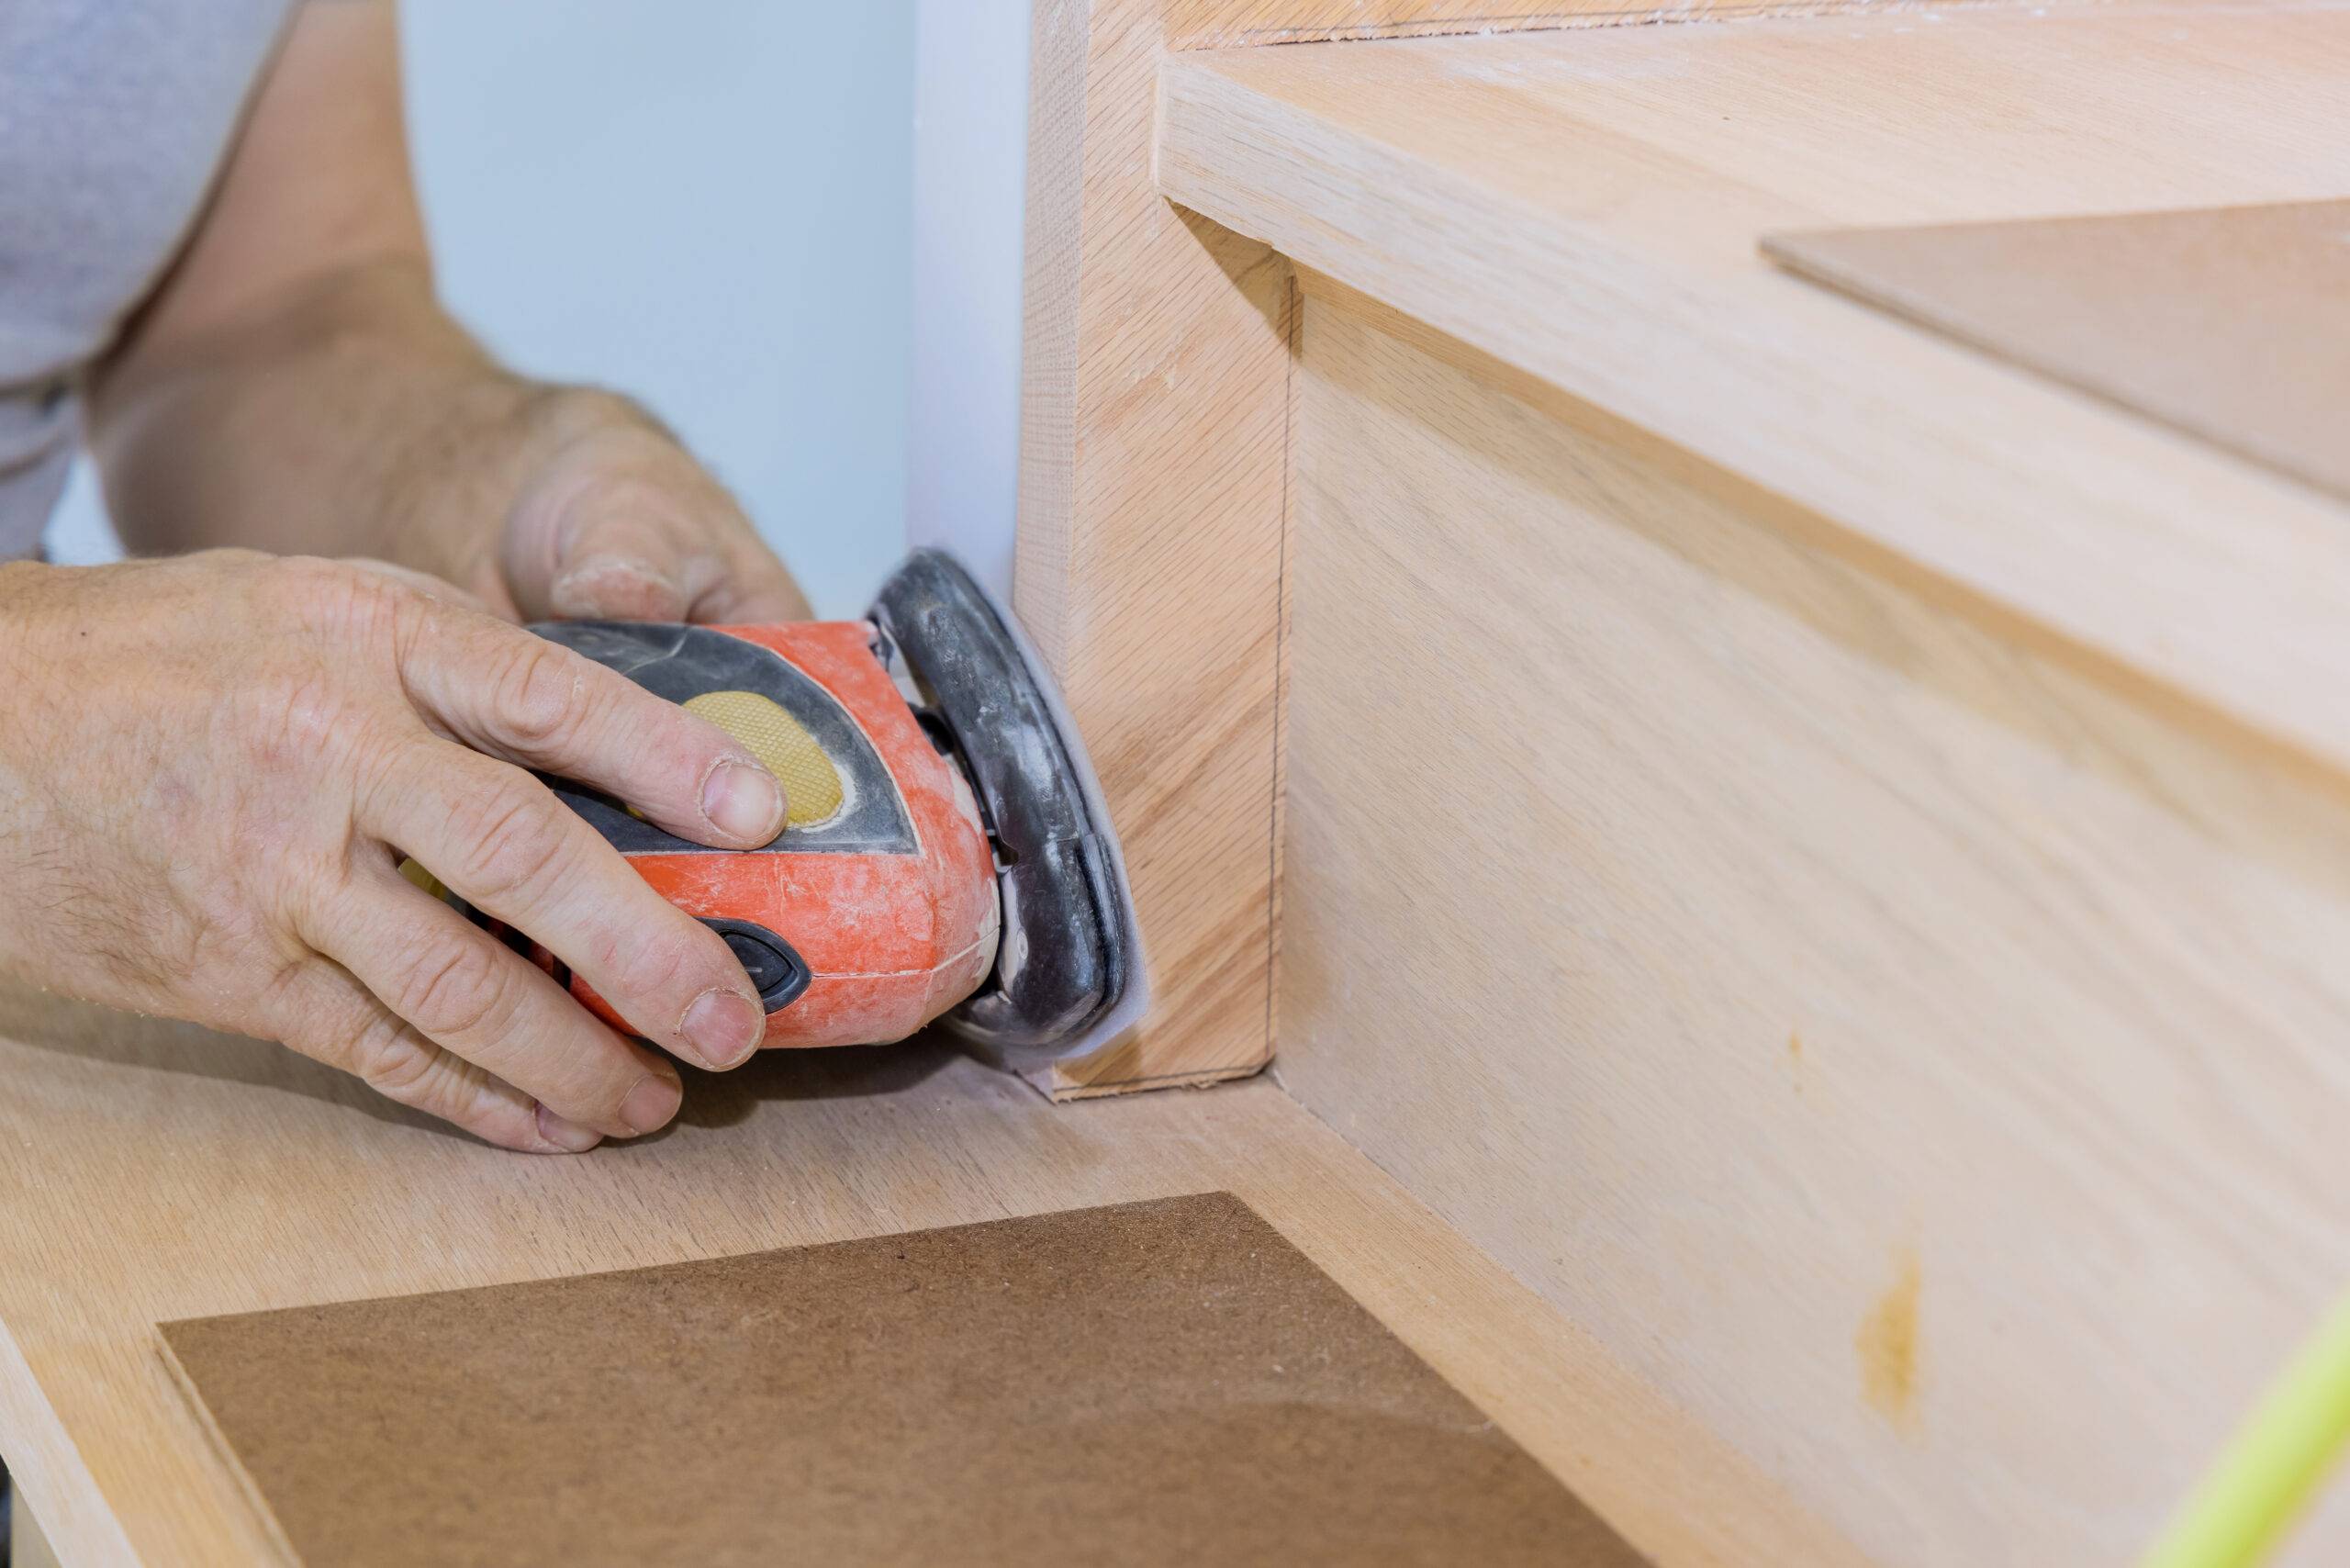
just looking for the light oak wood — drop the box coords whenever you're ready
[1015,0,1655,1095]
[1170,0,1665,45]
[1157,5,2350,778]
[1159,0,1989,48]
[0,989,1863,1566]
[1014,0,1291,1094]
[17,6,2340,1560]
[1273,284,2350,1566]
[1763,199,2350,504]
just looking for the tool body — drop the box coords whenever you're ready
[529,552,1140,1060]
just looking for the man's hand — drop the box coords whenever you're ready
[0,551,789,1152]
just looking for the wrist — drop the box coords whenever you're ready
[0,559,70,679]
[0,560,85,886]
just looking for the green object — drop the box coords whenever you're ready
[2145,1289,2350,1568]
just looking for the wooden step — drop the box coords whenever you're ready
[1157,2,2350,775]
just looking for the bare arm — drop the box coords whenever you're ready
[86,0,810,623]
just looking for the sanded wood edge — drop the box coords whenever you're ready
[1028,1061,1259,1101]
[1013,0,1085,675]
[10,1504,60,1568]
[1265,267,1302,1081]
[1168,0,2027,48]
[1175,5,1608,48]
[1013,0,1288,1095]
[0,1320,139,1568]
[151,1337,296,1568]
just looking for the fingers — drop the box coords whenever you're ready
[506,420,814,625]
[298,867,692,1139]
[266,956,584,1153]
[549,484,810,625]
[364,739,768,1071]
[397,603,786,847]
[547,512,700,622]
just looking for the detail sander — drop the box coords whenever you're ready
[524,550,1144,1066]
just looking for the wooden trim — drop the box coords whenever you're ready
[1014,1,1599,1096]
[1014,0,1291,1095]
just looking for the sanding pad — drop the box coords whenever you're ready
[870,551,1148,1070]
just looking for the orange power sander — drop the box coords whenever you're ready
[524,550,1144,1064]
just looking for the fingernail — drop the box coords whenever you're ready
[682,987,765,1069]
[534,1103,603,1153]
[702,760,785,844]
[620,1073,684,1137]
[549,555,684,621]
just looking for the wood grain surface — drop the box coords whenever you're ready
[0,990,1863,1567]
[1014,0,1292,1095]
[1765,198,2350,503]
[1156,5,2350,778]
[1014,0,1619,1095]
[1273,284,2350,1566]
[1160,0,2017,48]
[1169,1,1670,46]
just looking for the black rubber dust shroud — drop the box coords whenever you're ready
[870,550,1135,1057]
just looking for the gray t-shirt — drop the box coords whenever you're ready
[0,0,295,556]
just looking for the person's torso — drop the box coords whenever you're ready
[0,0,296,554]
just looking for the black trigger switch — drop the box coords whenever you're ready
[700,919,811,1012]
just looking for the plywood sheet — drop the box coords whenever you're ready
[1274,284,2350,1565]
[1764,200,2350,501]
[1015,0,1608,1094]
[160,1193,1639,1568]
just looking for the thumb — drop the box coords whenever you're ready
[506,423,739,623]
[544,508,701,623]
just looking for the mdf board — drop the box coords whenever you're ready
[1271,287,2350,1565]
[160,1194,1639,1567]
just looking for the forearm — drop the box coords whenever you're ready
[87,259,623,588]
[75,1,805,625]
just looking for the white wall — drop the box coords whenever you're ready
[53,1,921,620]
[907,0,1029,600]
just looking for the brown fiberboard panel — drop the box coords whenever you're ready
[160,1192,1643,1567]
[1763,199,2350,502]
